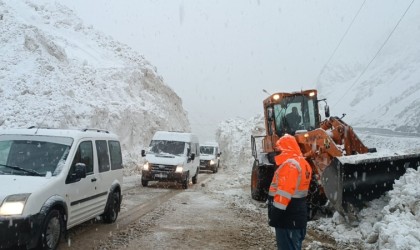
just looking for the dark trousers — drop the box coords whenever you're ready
[275,227,306,250]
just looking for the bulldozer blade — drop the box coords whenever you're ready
[321,153,420,221]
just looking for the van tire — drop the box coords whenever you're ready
[182,172,189,189]
[141,180,148,187]
[102,191,120,223]
[39,209,63,250]
[192,169,198,184]
[214,162,220,173]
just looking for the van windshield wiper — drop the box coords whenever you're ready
[0,163,43,176]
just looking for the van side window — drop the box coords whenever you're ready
[79,141,94,174]
[96,140,110,173]
[66,141,93,183]
[108,140,123,170]
[69,141,93,174]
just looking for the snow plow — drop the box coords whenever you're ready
[251,89,420,222]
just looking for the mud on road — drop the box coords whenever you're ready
[59,170,340,250]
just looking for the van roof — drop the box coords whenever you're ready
[0,128,119,141]
[200,142,219,147]
[152,131,199,143]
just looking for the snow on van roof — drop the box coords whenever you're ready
[152,131,198,142]
[0,128,119,141]
[201,142,219,147]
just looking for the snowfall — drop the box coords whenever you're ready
[1,1,420,250]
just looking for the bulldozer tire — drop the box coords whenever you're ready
[251,161,274,201]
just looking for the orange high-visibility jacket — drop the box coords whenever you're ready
[269,134,312,210]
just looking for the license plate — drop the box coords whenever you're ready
[156,173,167,178]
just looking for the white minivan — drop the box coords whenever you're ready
[199,142,222,173]
[0,128,123,250]
[141,131,200,189]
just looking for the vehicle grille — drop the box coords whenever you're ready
[150,164,176,172]
[200,160,210,165]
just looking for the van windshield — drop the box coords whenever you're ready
[0,135,73,177]
[149,140,185,156]
[200,146,214,155]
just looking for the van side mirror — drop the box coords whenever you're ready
[190,153,195,161]
[66,163,87,184]
[141,149,146,157]
[75,163,87,179]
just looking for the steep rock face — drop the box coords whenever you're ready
[0,1,190,170]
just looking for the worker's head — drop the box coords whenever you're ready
[275,134,302,156]
[292,107,298,114]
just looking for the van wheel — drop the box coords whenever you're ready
[192,169,198,184]
[142,180,148,187]
[215,162,220,173]
[39,209,63,250]
[103,191,120,223]
[182,172,189,189]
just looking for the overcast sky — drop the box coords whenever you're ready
[60,0,409,141]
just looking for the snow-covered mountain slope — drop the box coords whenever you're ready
[317,4,420,133]
[0,1,190,170]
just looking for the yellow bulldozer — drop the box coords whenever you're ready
[251,89,420,222]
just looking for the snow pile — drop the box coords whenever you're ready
[216,115,265,169]
[313,167,420,250]
[375,168,420,249]
[216,115,420,249]
[208,115,265,211]
[0,1,190,172]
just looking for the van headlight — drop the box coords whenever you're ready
[143,162,150,171]
[210,160,215,165]
[175,165,183,173]
[0,193,30,216]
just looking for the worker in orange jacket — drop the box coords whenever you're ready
[267,134,312,250]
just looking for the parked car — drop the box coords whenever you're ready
[141,131,200,189]
[199,142,221,173]
[0,127,123,250]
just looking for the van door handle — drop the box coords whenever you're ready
[91,178,97,182]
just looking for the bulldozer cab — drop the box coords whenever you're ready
[265,89,321,137]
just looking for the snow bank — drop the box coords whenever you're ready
[0,1,190,173]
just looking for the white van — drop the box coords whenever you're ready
[199,142,221,173]
[0,128,123,250]
[141,131,200,189]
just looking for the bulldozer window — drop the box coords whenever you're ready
[273,95,318,136]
